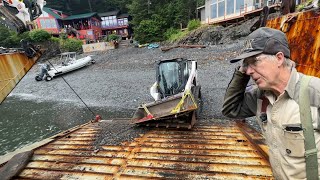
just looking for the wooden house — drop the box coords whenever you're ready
[35,7,68,35]
[63,12,102,41]
[98,10,132,40]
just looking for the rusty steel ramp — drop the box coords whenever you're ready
[0,119,273,179]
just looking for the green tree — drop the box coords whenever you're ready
[134,19,163,44]
[128,0,201,42]
[0,25,28,48]
[45,0,132,14]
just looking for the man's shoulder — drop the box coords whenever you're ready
[309,75,320,90]
[307,75,320,106]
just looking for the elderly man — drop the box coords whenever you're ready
[222,27,320,179]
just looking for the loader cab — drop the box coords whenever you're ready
[156,58,191,98]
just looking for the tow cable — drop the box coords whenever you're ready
[47,60,101,122]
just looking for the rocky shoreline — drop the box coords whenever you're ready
[13,43,243,117]
[6,19,263,148]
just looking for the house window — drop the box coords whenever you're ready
[40,19,57,28]
[211,4,217,18]
[227,0,235,15]
[112,19,117,26]
[211,0,217,18]
[101,15,118,27]
[118,18,124,26]
[87,30,93,35]
[236,0,245,13]
[124,18,128,25]
[50,19,57,28]
[218,0,225,17]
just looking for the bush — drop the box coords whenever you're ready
[29,29,51,42]
[2,34,20,47]
[18,31,31,42]
[107,34,119,41]
[164,28,180,40]
[50,37,60,43]
[187,19,201,31]
[60,38,83,52]
[134,20,163,44]
[59,33,68,40]
[167,31,188,42]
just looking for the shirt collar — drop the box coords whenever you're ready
[263,67,298,103]
[284,67,298,99]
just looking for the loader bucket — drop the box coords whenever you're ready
[131,91,198,129]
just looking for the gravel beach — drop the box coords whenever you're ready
[13,43,244,118]
[8,40,261,146]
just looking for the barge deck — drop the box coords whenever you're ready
[0,119,273,179]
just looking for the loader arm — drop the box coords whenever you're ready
[0,0,46,33]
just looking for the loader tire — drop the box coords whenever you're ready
[45,76,52,81]
[192,86,202,118]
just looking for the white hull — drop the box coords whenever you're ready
[47,56,93,78]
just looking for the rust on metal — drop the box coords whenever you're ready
[267,10,320,78]
[0,51,41,104]
[2,119,273,179]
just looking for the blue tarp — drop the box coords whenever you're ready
[147,43,159,49]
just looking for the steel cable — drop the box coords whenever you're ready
[47,60,96,118]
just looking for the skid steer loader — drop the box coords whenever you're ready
[132,58,202,129]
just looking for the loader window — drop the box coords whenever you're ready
[158,61,189,97]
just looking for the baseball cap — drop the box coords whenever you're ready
[230,27,291,63]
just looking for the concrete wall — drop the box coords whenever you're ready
[82,42,115,53]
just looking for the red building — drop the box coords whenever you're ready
[63,12,102,41]
[35,7,68,35]
[35,8,131,41]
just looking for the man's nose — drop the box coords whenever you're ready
[245,65,255,75]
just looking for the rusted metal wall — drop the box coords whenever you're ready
[267,10,320,77]
[0,52,41,104]
[1,119,273,179]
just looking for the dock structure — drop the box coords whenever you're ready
[0,119,273,179]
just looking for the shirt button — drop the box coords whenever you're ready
[286,149,291,154]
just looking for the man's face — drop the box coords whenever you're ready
[243,54,280,90]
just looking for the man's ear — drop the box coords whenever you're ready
[275,52,285,67]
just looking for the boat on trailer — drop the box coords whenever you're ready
[35,52,95,81]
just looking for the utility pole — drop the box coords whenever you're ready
[88,0,93,12]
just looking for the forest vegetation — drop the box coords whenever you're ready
[0,0,205,47]
[46,0,206,43]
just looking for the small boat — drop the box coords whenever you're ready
[35,52,95,81]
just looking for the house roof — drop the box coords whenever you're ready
[98,10,120,17]
[63,12,102,21]
[43,7,63,19]
[118,13,129,18]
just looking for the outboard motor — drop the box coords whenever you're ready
[35,64,49,81]
[20,39,38,58]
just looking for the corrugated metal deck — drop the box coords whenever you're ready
[2,119,273,179]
